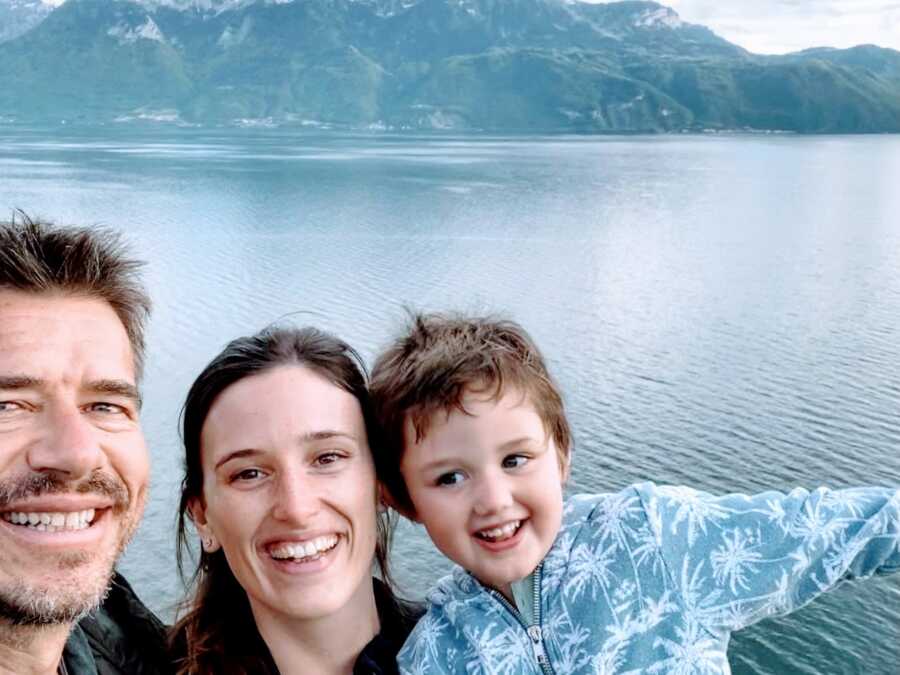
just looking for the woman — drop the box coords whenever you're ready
[170,326,419,674]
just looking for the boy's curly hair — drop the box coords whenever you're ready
[370,312,571,515]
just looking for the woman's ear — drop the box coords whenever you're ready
[378,483,419,522]
[189,496,221,553]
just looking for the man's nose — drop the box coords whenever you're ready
[27,405,104,479]
[271,470,320,524]
[472,474,514,516]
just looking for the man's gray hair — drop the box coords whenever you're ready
[0,211,152,379]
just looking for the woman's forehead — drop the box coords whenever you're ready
[201,366,367,455]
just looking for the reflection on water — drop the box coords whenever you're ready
[1,127,899,673]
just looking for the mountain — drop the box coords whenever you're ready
[0,0,55,43]
[0,0,898,132]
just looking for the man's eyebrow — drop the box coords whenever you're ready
[0,375,142,409]
[0,375,43,390]
[86,379,142,408]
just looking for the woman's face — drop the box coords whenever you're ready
[192,365,379,623]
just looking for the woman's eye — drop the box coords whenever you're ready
[316,452,344,467]
[502,454,529,469]
[435,471,465,487]
[233,468,264,482]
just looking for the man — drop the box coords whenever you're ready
[0,214,167,674]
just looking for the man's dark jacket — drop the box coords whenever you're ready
[62,573,170,675]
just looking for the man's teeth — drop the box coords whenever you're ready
[477,520,521,541]
[270,534,339,561]
[2,509,96,532]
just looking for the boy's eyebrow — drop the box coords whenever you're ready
[497,436,541,452]
[417,436,541,473]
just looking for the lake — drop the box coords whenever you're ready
[1,125,899,673]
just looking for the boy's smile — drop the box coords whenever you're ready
[401,387,567,600]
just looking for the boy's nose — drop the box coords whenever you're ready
[472,476,514,516]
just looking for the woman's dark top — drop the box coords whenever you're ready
[170,577,422,674]
[352,579,423,675]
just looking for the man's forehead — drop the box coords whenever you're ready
[0,291,136,384]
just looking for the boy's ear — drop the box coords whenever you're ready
[559,449,572,485]
[379,483,420,522]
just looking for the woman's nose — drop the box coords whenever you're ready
[271,471,321,524]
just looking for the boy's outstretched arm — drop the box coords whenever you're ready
[636,483,900,635]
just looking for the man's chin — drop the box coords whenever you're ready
[0,559,115,627]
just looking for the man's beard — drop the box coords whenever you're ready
[0,471,139,626]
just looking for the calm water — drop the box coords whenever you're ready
[2,126,899,673]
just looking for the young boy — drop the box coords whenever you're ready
[369,312,900,675]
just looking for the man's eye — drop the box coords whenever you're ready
[87,402,127,415]
[0,401,24,413]
[435,471,465,487]
[502,454,529,469]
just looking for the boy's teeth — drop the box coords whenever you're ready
[270,534,339,561]
[1,509,96,533]
[478,520,521,541]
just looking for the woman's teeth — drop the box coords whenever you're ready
[270,534,339,561]
[476,520,521,542]
[1,509,96,532]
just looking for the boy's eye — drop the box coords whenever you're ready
[502,454,529,469]
[435,471,465,487]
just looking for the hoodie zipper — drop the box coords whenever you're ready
[487,564,556,675]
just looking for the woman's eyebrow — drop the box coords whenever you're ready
[297,430,359,443]
[214,431,361,470]
[215,448,261,470]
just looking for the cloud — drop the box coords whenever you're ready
[642,0,900,53]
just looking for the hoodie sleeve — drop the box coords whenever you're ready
[636,483,900,634]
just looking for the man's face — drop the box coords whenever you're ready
[0,290,149,625]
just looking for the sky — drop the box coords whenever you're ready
[658,1,900,54]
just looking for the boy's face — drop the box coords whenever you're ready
[401,387,567,598]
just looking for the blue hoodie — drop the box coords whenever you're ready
[398,482,900,674]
